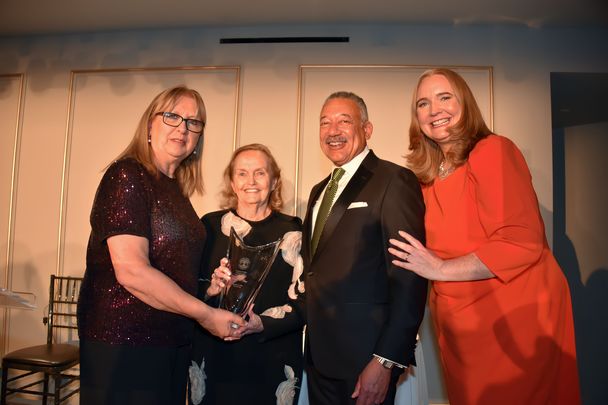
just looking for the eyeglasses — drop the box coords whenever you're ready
[156,112,205,133]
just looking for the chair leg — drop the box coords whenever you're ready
[43,373,49,404]
[1,364,8,405]
[53,374,61,405]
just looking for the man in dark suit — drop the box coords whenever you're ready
[294,91,427,405]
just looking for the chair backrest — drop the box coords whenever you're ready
[45,275,82,344]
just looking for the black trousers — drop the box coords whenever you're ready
[80,340,190,405]
[305,359,400,405]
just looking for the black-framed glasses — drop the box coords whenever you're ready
[156,112,205,133]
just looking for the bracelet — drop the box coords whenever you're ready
[376,357,394,369]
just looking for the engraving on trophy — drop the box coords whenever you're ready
[238,257,251,271]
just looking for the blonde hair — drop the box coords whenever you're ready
[219,143,283,211]
[407,68,491,184]
[114,85,207,196]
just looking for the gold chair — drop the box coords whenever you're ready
[1,275,82,404]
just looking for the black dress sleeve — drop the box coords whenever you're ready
[258,214,307,341]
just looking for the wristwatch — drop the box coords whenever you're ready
[376,357,394,369]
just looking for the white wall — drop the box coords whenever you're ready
[1,23,607,403]
[565,122,608,284]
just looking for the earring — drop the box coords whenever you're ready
[193,149,197,155]
[148,133,151,143]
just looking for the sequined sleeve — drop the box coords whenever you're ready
[90,159,151,242]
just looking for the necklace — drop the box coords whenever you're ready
[438,159,455,179]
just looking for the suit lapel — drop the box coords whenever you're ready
[313,151,377,258]
[303,177,330,262]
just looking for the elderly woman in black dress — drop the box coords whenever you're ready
[78,86,245,405]
[189,143,305,405]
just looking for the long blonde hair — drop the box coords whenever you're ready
[407,68,491,184]
[219,143,283,211]
[114,85,207,196]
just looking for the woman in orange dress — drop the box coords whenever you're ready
[388,68,580,405]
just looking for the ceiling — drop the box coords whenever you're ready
[1,0,607,36]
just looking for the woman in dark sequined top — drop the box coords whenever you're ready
[77,86,245,405]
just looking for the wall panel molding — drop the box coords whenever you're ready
[0,73,26,355]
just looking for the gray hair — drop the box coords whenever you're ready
[324,91,369,122]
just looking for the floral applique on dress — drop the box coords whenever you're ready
[275,364,298,405]
[189,358,206,405]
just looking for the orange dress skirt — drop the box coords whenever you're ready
[423,135,580,405]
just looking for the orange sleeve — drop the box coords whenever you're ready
[470,135,546,283]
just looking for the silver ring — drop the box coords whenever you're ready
[230,322,239,329]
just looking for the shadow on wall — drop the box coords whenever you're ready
[553,230,608,405]
[551,71,608,405]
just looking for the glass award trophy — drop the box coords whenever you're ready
[219,227,283,317]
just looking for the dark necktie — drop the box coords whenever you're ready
[310,168,345,255]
